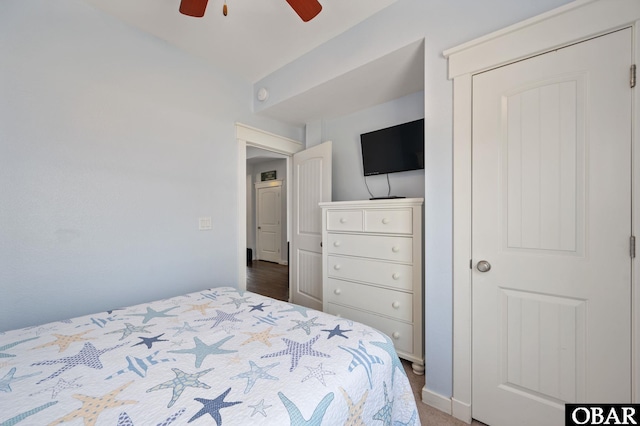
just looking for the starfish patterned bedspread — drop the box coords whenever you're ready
[0,287,420,425]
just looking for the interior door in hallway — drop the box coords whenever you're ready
[472,28,632,426]
[256,181,282,263]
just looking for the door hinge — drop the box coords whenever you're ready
[631,236,636,258]
[631,64,636,88]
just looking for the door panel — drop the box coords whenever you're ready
[291,141,332,310]
[472,29,632,426]
[256,185,281,263]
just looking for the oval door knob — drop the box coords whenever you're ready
[333,241,341,247]
[392,332,400,339]
[392,273,400,280]
[382,218,390,224]
[392,301,400,309]
[333,264,342,271]
[339,217,347,224]
[477,260,492,273]
[334,289,342,295]
[391,246,400,253]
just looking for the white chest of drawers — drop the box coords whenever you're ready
[319,198,424,374]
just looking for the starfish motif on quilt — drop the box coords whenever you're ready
[133,333,168,349]
[0,401,58,426]
[196,309,244,329]
[0,337,39,358]
[169,336,237,368]
[105,322,155,341]
[200,290,224,301]
[322,324,351,339]
[183,302,215,316]
[106,351,175,380]
[231,360,279,394]
[129,306,178,324]
[167,321,201,337]
[224,288,246,297]
[249,302,269,312]
[117,407,186,426]
[248,399,272,417]
[30,376,82,399]
[188,387,242,424]
[278,391,334,426]
[224,296,252,309]
[301,362,335,386]
[261,335,330,372]
[288,316,325,336]
[147,367,214,408]
[252,312,286,326]
[0,367,41,392]
[394,409,418,426]
[339,340,383,389]
[370,334,406,386]
[278,303,310,318]
[240,326,283,347]
[339,387,369,426]
[31,342,125,384]
[372,382,393,426]
[49,381,137,426]
[32,330,94,353]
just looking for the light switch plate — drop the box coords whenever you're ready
[199,217,212,230]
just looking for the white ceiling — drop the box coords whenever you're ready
[82,0,397,83]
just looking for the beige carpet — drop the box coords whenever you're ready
[401,360,484,426]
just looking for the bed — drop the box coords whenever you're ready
[0,287,420,425]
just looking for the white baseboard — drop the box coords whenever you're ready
[451,398,472,424]
[279,260,288,266]
[421,387,452,415]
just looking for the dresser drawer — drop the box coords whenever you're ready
[364,208,413,234]
[325,278,412,322]
[325,303,414,354]
[326,210,363,232]
[326,233,412,263]
[327,255,413,291]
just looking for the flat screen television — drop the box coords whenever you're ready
[360,119,424,176]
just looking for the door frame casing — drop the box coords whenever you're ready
[236,123,303,299]
[445,1,640,422]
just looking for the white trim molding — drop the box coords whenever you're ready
[236,123,303,295]
[422,387,452,416]
[446,1,640,422]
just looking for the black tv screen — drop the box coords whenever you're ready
[360,119,424,176]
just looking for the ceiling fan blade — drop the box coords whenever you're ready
[179,0,209,17]
[286,0,322,22]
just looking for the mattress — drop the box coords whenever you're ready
[0,287,420,425]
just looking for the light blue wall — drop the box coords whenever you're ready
[323,91,425,202]
[0,0,301,331]
[256,0,572,399]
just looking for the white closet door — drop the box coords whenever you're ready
[472,29,632,426]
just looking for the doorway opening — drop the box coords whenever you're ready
[246,146,289,301]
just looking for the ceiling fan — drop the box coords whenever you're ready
[179,0,322,22]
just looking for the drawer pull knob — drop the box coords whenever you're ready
[391,246,400,253]
[392,273,400,280]
[392,301,400,309]
[382,218,390,224]
[334,264,342,271]
[333,241,342,247]
[334,289,342,295]
[392,332,400,339]
[340,218,347,224]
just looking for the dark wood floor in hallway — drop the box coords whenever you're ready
[246,260,289,302]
